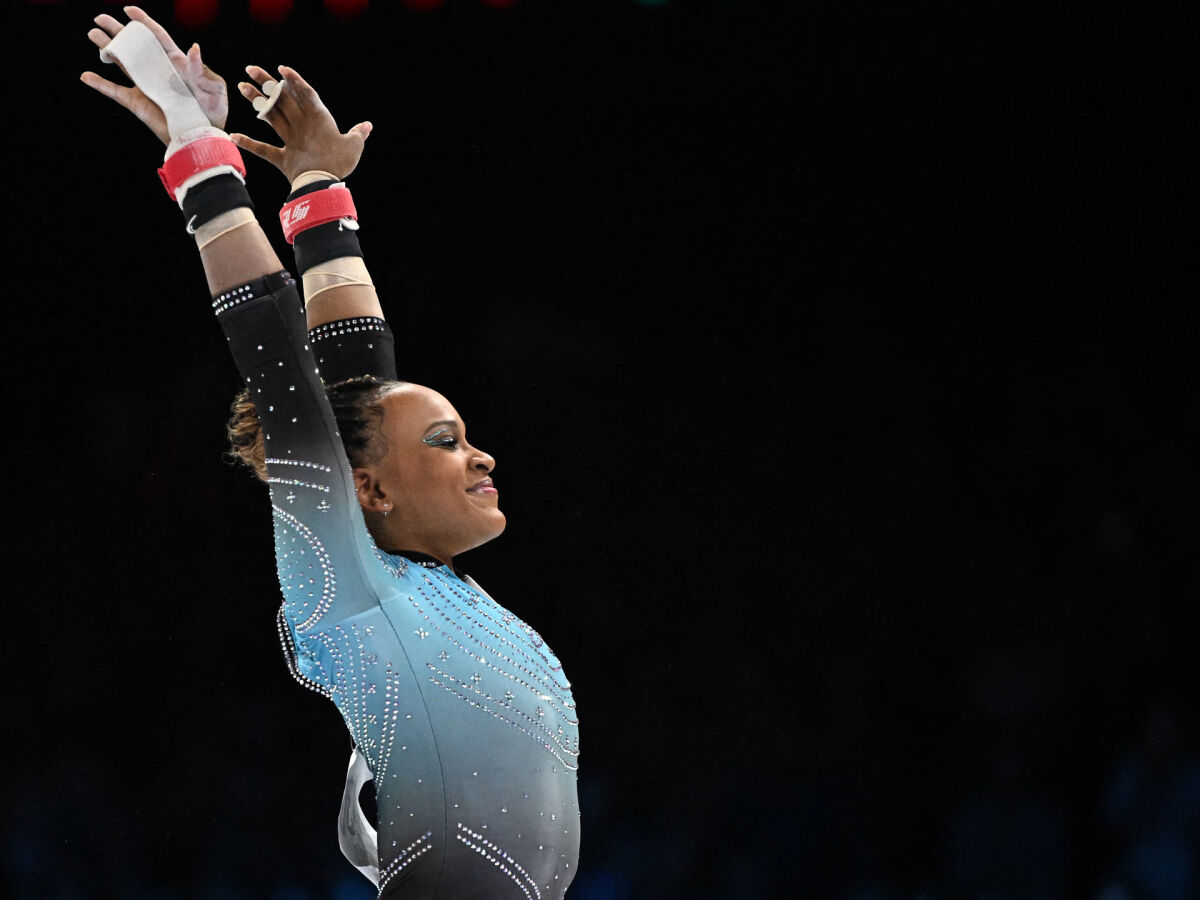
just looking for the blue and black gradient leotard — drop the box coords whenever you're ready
[214,272,580,899]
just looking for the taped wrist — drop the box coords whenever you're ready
[159,128,246,206]
[195,207,255,249]
[183,173,254,233]
[303,257,375,302]
[286,180,363,273]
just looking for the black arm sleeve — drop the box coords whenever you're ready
[215,270,387,624]
[285,180,399,385]
[311,316,398,384]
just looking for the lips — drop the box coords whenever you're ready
[467,479,498,494]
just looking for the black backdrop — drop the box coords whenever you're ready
[8,2,1197,898]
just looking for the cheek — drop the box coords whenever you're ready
[388,455,463,512]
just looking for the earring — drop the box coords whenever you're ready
[382,502,391,518]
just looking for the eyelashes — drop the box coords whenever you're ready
[423,428,459,449]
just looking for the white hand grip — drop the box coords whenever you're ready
[99,20,209,139]
[253,78,288,120]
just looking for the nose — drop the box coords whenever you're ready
[469,446,495,473]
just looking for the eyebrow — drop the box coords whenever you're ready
[425,420,459,433]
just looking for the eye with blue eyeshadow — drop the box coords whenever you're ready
[423,428,458,449]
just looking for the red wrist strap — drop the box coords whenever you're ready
[157,136,245,199]
[279,185,358,244]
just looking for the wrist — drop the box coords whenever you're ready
[282,180,363,273]
[160,128,246,208]
[291,170,340,191]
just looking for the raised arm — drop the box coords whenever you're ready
[82,8,386,626]
[230,66,396,384]
[81,7,282,293]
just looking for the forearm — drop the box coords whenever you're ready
[284,172,383,328]
[196,208,284,296]
[277,175,397,383]
[226,66,393,380]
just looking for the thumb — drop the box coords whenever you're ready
[348,121,373,142]
[230,133,284,168]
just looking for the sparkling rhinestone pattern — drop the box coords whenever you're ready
[265,457,332,472]
[427,664,579,770]
[213,271,296,316]
[214,286,579,896]
[266,475,330,493]
[275,607,331,699]
[377,830,433,893]
[400,574,580,768]
[456,823,541,900]
[309,316,387,343]
[272,505,336,632]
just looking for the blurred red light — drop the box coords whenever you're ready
[250,0,295,25]
[174,0,218,29]
[325,0,371,19]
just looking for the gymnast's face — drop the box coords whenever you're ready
[354,384,505,564]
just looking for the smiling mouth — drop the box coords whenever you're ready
[467,479,498,494]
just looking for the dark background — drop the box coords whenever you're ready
[7,1,1198,898]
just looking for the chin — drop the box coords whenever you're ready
[483,510,507,542]
[460,511,506,554]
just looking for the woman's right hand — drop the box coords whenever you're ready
[231,65,372,184]
[80,5,228,145]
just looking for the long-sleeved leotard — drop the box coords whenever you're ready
[215,274,580,899]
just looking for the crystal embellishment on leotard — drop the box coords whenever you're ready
[272,505,336,632]
[266,457,332,473]
[308,316,388,344]
[455,823,542,900]
[276,607,331,699]
[267,476,331,492]
[371,539,408,577]
[427,664,579,771]
[213,271,296,316]
[377,830,433,893]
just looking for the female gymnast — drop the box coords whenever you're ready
[82,8,580,898]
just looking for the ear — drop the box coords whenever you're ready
[352,467,391,515]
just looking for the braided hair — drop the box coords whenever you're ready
[225,376,408,482]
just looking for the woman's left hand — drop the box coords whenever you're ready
[232,65,372,184]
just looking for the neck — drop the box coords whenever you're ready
[368,519,454,568]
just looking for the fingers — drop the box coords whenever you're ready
[244,64,275,88]
[90,14,123,43]
[277,65,321,109]
[124,5,186,63]
[230,133,285,169]
[88,27,113,55]
[80,71,127,104]
[244,64,303,118]
[237,78,291,137]
[188,44,227,95]
[186,43,204,77]
[241,65,303,133]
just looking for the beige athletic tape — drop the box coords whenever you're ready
[292,170,340,190]
[303,257,374,302]
[195,207,256,249]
